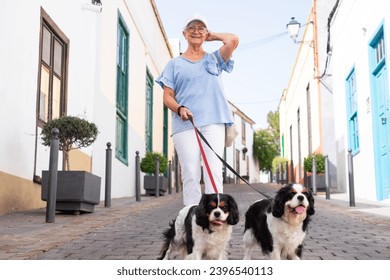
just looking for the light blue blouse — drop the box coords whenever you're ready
[156,50,234,135]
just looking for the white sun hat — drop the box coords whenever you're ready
[184,13,209,29]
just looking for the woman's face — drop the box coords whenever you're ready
[183,21,208,45]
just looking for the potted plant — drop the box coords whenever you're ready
[140,151,168,196]
[304,153,326,191]
[40,115,101,214]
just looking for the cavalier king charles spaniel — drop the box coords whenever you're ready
[243,183,315,260]
[158,193,239,260]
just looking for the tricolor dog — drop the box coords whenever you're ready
[243,183,315,260]
[158,193,239,260]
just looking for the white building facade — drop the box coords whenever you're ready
[330,0,390,202]
[0,0,174,214]
[225,102,259,184]
[281,0,390,203]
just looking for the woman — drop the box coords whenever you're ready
[156,14,239,205]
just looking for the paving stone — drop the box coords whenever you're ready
[0,183,389,260]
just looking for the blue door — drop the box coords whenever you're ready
[370,28,390,200]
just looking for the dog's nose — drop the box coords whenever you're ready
[297,195,304,201]
[214,211,221,218]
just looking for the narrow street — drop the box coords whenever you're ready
[1,183,389,260]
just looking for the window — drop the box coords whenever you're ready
[116,15,129,164]
[235,149,240,183]
[375,36,385,65]
[241,119,246,145]
[346,68,360,154]
[37,8,68,126]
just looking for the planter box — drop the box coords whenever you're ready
[306,174,326,191]
[143,175,168,196]
[41,170,101,214]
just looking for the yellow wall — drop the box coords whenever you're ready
[0,171,45,215]
[68,150,92,172]
[0,151,91,215]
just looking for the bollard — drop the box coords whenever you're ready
[155,157,160,198]
[104,142,112,207]
[348,149,356,206]
[312,156,317,196]
[135,151,141,202]
[168,160,172,194]
[46,128,59,223]
[290,160,294,183]
[286,161,292,184]
[175,151,179,193]
[325,155,330,200]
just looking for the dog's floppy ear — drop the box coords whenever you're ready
[226,195,239,225]
[272,186,288,218]
[195,194,211,231]
[306,190,315,216]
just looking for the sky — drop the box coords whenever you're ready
[154,0,313,130]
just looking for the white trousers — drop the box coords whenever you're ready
[173,123,225,205]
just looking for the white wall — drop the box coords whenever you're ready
[0,0,173,213]
[331,0,390,201]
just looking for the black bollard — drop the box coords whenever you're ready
[46,128,59,223]
[325,155,330,199]
[135,151,141,202]
[155,157,160,198]
[104,142,112,207]
[174,151,179,193]
[285,161,289,183]
[312,156,317,196]
[348,149,356,206]
[168,160,172,194]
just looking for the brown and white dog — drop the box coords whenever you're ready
[243,183,315,260]
[158,193,239,260]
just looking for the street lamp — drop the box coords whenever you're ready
[82,0,103,12]
[286,17,301,42]
[286,17,313,46]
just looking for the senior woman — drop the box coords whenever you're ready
[156,14,239,205]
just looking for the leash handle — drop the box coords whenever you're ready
[189,117,219,194]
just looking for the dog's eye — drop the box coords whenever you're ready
[210,201,217,208]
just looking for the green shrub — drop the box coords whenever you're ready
[140,151,168,174]
[41,116,99,170]
[303,153,325,174]
[271,157,289,173]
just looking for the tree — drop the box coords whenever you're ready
[267,110,280,147]
[41,116,99,171]
[253,110,280,171]
[253,129,279,171]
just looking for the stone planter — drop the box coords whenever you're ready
[143,175,168,196]
[306,174,326,191]
[41,170,101,214]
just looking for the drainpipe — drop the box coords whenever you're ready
[313,0,323,154]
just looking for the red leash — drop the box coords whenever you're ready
[189,117,219,194]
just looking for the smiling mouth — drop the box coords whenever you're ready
[289,205,306,214]
[211,220,225,226]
